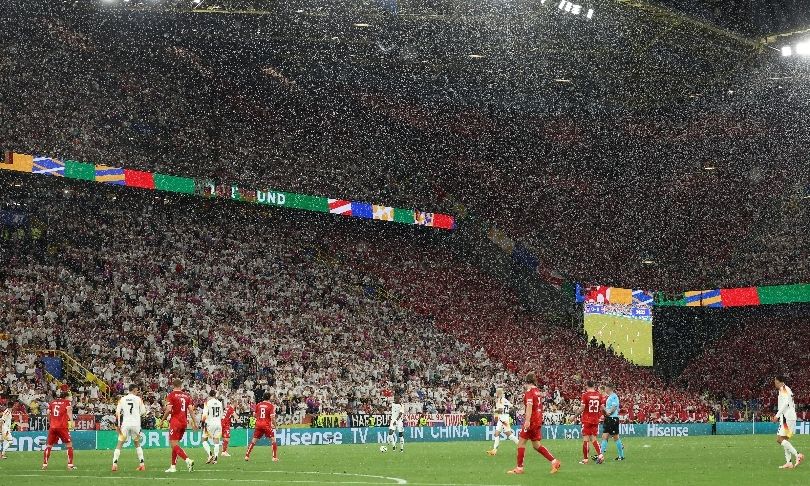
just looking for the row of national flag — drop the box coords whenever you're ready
[1,150,455,230]
[576,283,810,308]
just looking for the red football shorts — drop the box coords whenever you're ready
[47,428,71,446]
[519,424,542,441]
[582,423,599,436]
[169,424,187,441]
[253,426,275,440]
[222,426,231,439]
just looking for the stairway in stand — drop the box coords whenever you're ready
[25,347,110,399]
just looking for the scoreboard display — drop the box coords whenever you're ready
[584,303,654,366]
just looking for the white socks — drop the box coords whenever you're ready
[493,436,500,450]
[783,440,798,462]
[213,443,220,459]
[510,434,519,444]
[115,446,145,464]
[202,440,212,457]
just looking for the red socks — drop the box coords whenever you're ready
[43,446,52,464]
[223,439,229,452]
[272,442,278,458]
[246,443,255,458]
[517,447,526,468]
[171,446,177,466]
[535,445,555,462]
[174,445,188,461]
[67,447,74,465]
[592,440,601,455]
[582,441,589,459]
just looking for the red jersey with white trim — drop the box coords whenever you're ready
[167,390,193,427]
[523,387,543,427]
[48,399,71,429]
[222,405,235,428]
[581,390,603,425]
[255,401,276,428]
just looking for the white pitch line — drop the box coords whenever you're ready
[206,469,407,484]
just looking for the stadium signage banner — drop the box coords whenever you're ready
[95,430,248,450]
[0,151,455,230]
[346,414,390,427]
[5,431,97,452]
[7,423,807,451]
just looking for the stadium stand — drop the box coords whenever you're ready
[0,0,808,434]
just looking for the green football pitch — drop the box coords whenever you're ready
[1,436,808,485]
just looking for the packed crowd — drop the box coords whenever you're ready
[0,178,518,426]
[2,1,808,294]
[677,315,810,406]
[338,233,717,422]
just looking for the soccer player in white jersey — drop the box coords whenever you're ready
[387,395,405,452]
[201,390,224,464]
[773,376,804,469]
[487,387,519,455]
[1,406,13,459]
[112,384,147,472]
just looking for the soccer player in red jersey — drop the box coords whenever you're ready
[245,391,278,462]
[577,381,604,465]
[220,399,236,457]
[161,378,198,473]
[43,390,76,470]
[507,373,561,475]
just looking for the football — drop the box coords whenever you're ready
[379,446,388,453]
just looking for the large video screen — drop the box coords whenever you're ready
[584,303,653,366]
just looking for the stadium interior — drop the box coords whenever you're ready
[0,0,809,481]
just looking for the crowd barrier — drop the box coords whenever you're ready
[4,422,807,452]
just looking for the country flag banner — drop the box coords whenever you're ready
[684,289,722,307]
[632,289,654,306]
[585,285,611,304]
[95,165,125,185]
[537,265,564,289]
[32,156,65,176]
[351,202,373,219]
[0,152,33,173]
[124,169,155,189]
[328,198,352,216]
[487,227,514,252]
[608,287,633,305]
[414,210,434,226]
[372,204,394,221]
[432,213,455,230]
[3,148,457,231]
[64,160,96,181]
